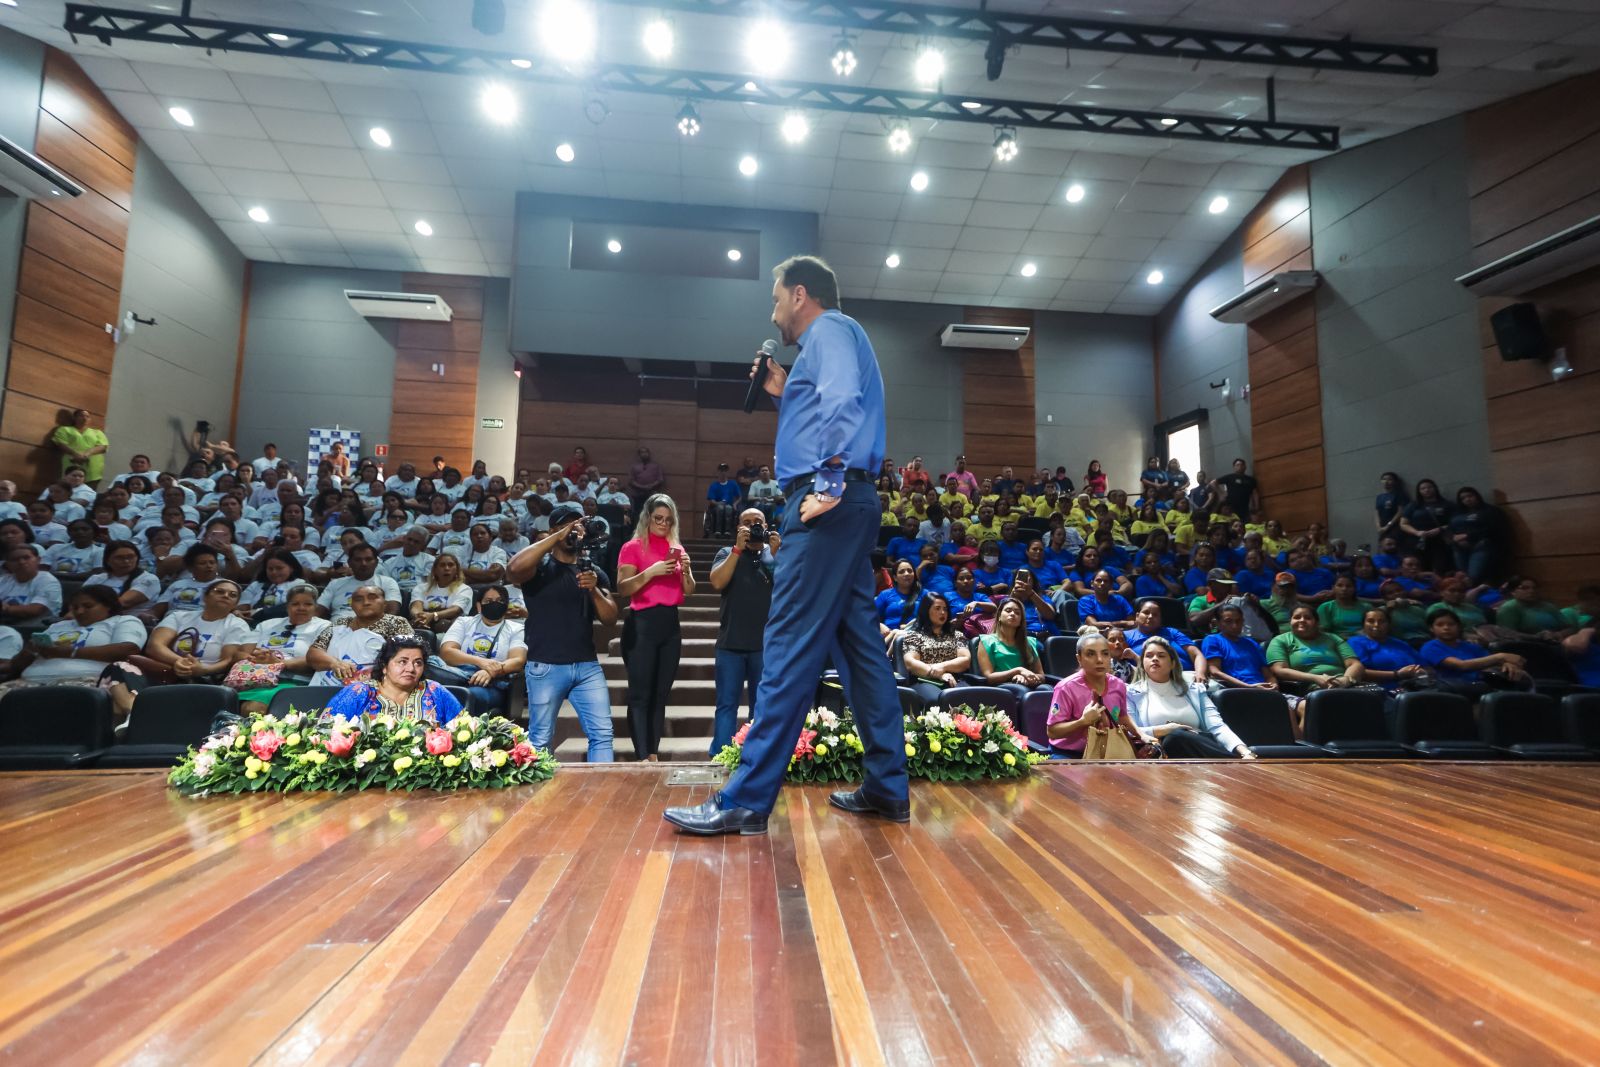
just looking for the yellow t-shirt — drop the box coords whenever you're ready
[1173,524,1200,552]
[1162,510,1192,529]
[1262,535,1291,557]
[968,520,1002,542]
[880,510,897,526]
[1107,503,1134,524]
[937,489,967,508]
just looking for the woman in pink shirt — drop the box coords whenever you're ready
[616,494,696,761]
[1045,631,1129,757]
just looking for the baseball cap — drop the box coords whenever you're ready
[1206,568,1236,583]
[549,502,585,527]
[1274,571,1297,585]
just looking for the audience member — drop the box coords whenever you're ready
[900,591,970,706]
[1419,609,1531,697]
[628,447,666,514]
[307,585,414,685]
[234,585,329,713]
[426,584,527,715]
[50,409,109,485]
[1346,607,1427,692]
[1126,600,1207,678]
[324,636,462,723]
[1127,637,1252,758]
[1046,632,1126,757]
[409,553,473,633]
[0,585,144,693]
[617,494,694,762]
[0,545,63,627]
[974,596,1049,700]
[707,509,776,755]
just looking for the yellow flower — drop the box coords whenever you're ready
[814,743,829,757]
[393,729,411,742]
[393,755,414,772]
[455,729,471,743]
[285,732,301,747]
[244,756,263,773]
[1003,753,1017,767]
[905,743,916,757]
[360,748,377,763]
[308,751,327,765]
[966,748,974,757]
[441,754,461,768]
[489,750,508,768]
[244,769,258,780]
[233,734,247,749]
[928,738,942,754]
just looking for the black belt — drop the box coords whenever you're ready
[783,469,874,498]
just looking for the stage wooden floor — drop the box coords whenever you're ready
[2,763,1598,1066]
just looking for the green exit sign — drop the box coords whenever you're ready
[480,418,505,429]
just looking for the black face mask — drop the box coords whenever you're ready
[479,600,508,622]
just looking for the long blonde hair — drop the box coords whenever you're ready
[632,493,683,550]
[418,551,465,594]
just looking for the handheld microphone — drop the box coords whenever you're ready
[743,339,779,414]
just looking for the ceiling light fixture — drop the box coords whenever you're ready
[675,100,701,136]
[247,206,269,223]
[738,154,759,176]
[1208,194,1229,214]
[538,0,597,63]
[727,248,743,262]
[1146,269,1165,284]
[480,83,518,123]
[368,126,392,147]
[909,170,929,192]
[510,57,533,68]
[886,122,912,154]
[168,106,194,127]
[1020,262,1038,277]
[745,20,791,72]
[885,253,901,268]
[607,238,622,253]
[960,101,983,111]
[984,33,1010,81]
[913,43,946,88]
[266,32,289,42]
[993,126,1018,163]
[414,219,433,236]
[1065,182,1086,203]
[1159,117,1179,127]
[830,32,858,77]
[643,18,674,59]
[555,142,576,162]
[780,110,810,144]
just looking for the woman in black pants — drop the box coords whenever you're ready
[615,495,695,761]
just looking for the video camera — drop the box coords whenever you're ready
[563,517,610,573]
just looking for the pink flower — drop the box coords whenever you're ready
[509,741,535,766]
[952,714,983,740]
[732,722,752,746]
[324,729,358,758]
[425,728,454,756]
[794,728,817,758]
[249,730,283,761]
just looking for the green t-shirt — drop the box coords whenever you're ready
[1387,603,1430,643]
[50,425,108,482]
[980,633,1039,673]
[1494,599,1565,635]
[1316,599,1371,639]
[1427,600,1487,631]
[1562,605,1596,630]
[1266,632,1355,676]
[1261,593,1296,627]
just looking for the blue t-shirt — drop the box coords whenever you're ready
[1045,545,1077,568]
[919,563,956,595]
[1018,599,1055,636]
[1289,567,1335,597]
[998,540,1029,569]
[1419,638,1488,684]
[971,564,1012,593]
[947,590,992,617]
[1354,577,1384,599]
[1078,593,1132,622]
[1373,553,1402,575]
[875,587,921,628]
[1392,576,1433,596]
[1027,560,1068,589]
[1181,566,1211,594]
[1071,563,1123,589]
[1127,625,1196,668]
[1133,574,1171,600]
[885,536,927,563]
[1234,568,1273,598]
[707,479,741,504]
[1099,545,1133,569]
[1348,634,1423,690]
[1572,643,1600,688]
[1199,632,1267,685]
[1135,548,1176,570]
[1212,545,1244,571]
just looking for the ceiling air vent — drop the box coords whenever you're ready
[0,132,84,201]
[344,290,454,321]
[1455,214,1600,297]
[1208,271,1320,324]
[939,323,1030,350]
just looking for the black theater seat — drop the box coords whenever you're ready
[1214,689,1325,758]
[1480,692,1596,761]
[1303,689,1408,758]
[1392,691,1497,759]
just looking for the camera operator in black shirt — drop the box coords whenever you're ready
[707,507,780,755]
[506,502,619,761]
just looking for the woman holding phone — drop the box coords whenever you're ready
[616,494,696,761]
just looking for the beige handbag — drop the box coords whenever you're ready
[1082,723,1137,760]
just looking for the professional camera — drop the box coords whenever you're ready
[744,521,767,547]
[564,517,610,573]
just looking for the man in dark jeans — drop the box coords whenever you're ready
[707,507,779,754]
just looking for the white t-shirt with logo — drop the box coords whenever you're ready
[159,610,251,663]
[42,541,104,578]
[442,614,526,663]
[30,522,70,546]
[0,625,22,661]
[248,617,331,681]
[23,615,149,682]
[0,572,63,616]
[158,577,215,611]
[410,582,474,616]
[84,570,163,604]
[378,551,435,591]
[310,624,388,685]
[319,574,402,619]
[240,579,305,611]
[456,545,508,573]
[429,529,472,556]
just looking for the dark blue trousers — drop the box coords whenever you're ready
[720,480,907,814]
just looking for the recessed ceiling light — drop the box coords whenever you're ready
[1159,117,1179,127]
[780,111,810,144]
[1020,262,1037,277]
[168,106,194,127]
[675,101,701,137]
[960,100,983,111]
[727,248,743,262]
[510,58,533,69]
[1146,269,1165,285]
[1065,183,1086,203]
[480,83,518,124]
[913,44,945,87]
[607,238,622,253]
[555,142,576,162]
[886,123,911,154]
[266,32,289,42]
[909,171,929,192]
[538,0,597,63]
[885,253,901,268]
[745,20,791,72]
[1207,194,1229,214]
[738,155,758,176]
[247,205,269,223]
[643,18,674,59]
[368,126,392,148]
[414,219,433,236]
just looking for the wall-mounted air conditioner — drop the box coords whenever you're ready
[1455,214,1600,297]
[0,132,84,201]
[344,290,454,321]
[939,323,1030,350]
[1208,270,1320,324]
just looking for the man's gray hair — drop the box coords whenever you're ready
[773,255,840,310]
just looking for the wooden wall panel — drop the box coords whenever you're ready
[1242,168,1310,288]
[961,307,1035,473]
[1,48,134,493]
[386,274,484,472]
[392,349,478,387]
[1247,366,1321,426]
[1466,69,1600,597]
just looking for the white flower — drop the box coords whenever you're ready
[193,753,215,778]
[824,734,839,747]
[905,730,916,743]
[470,753,491,772]
[982,740,999,754]
[411,746,422,757]
[816,708,840,729]
[283,711,302,727]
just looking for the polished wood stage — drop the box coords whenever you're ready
[2,762,1598,1065]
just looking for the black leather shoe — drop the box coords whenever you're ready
[663,793,768,836]
[828,788,911,824]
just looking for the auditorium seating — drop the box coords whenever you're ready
[1392,691,1498,759]
[97,684,236,768]
[1213,689,1325,758]
[1302,689,1408,758]
[0,687,115,770]
[1562,693,1600,754]
[1479,692,1596,761]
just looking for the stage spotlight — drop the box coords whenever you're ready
[676,101,702,137]
[993,126,1018,163]
[780,111,810,144]
[886,122,912,154]
[539,0,596,64]
[830,33,858,77]
[471,0,505,36]
[643,18,674,59]
[746,20,791,72]
[913,44,945,88]
[480,83,518,124]
[985,34,1009,81]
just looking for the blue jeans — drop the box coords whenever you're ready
[425,656,509,716]
[524,659,613,762]
[712,648,763,756]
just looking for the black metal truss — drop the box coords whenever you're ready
[607,0,1438,77]
[63,4,1339,150]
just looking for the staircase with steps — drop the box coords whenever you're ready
[552,537,740,762]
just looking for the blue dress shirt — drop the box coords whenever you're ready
[770,310,887,483]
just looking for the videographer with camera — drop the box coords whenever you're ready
[707,507,780,755]
[506,502,620,762]
[615,493,696,761]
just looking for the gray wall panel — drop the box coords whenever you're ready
[0,26,45,405]
[1153,233,1250,476]
[1034,311,1154,488]
[849,299,964,469]
[473,276,518,477]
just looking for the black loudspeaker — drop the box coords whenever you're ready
[1490,302,1549,362]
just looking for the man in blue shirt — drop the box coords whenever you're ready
[884,515,926,566]
[705,463,742,538]
[666,255,908,835]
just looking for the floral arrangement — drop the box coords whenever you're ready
[167,708,558,796]
[713,704,1041,784]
